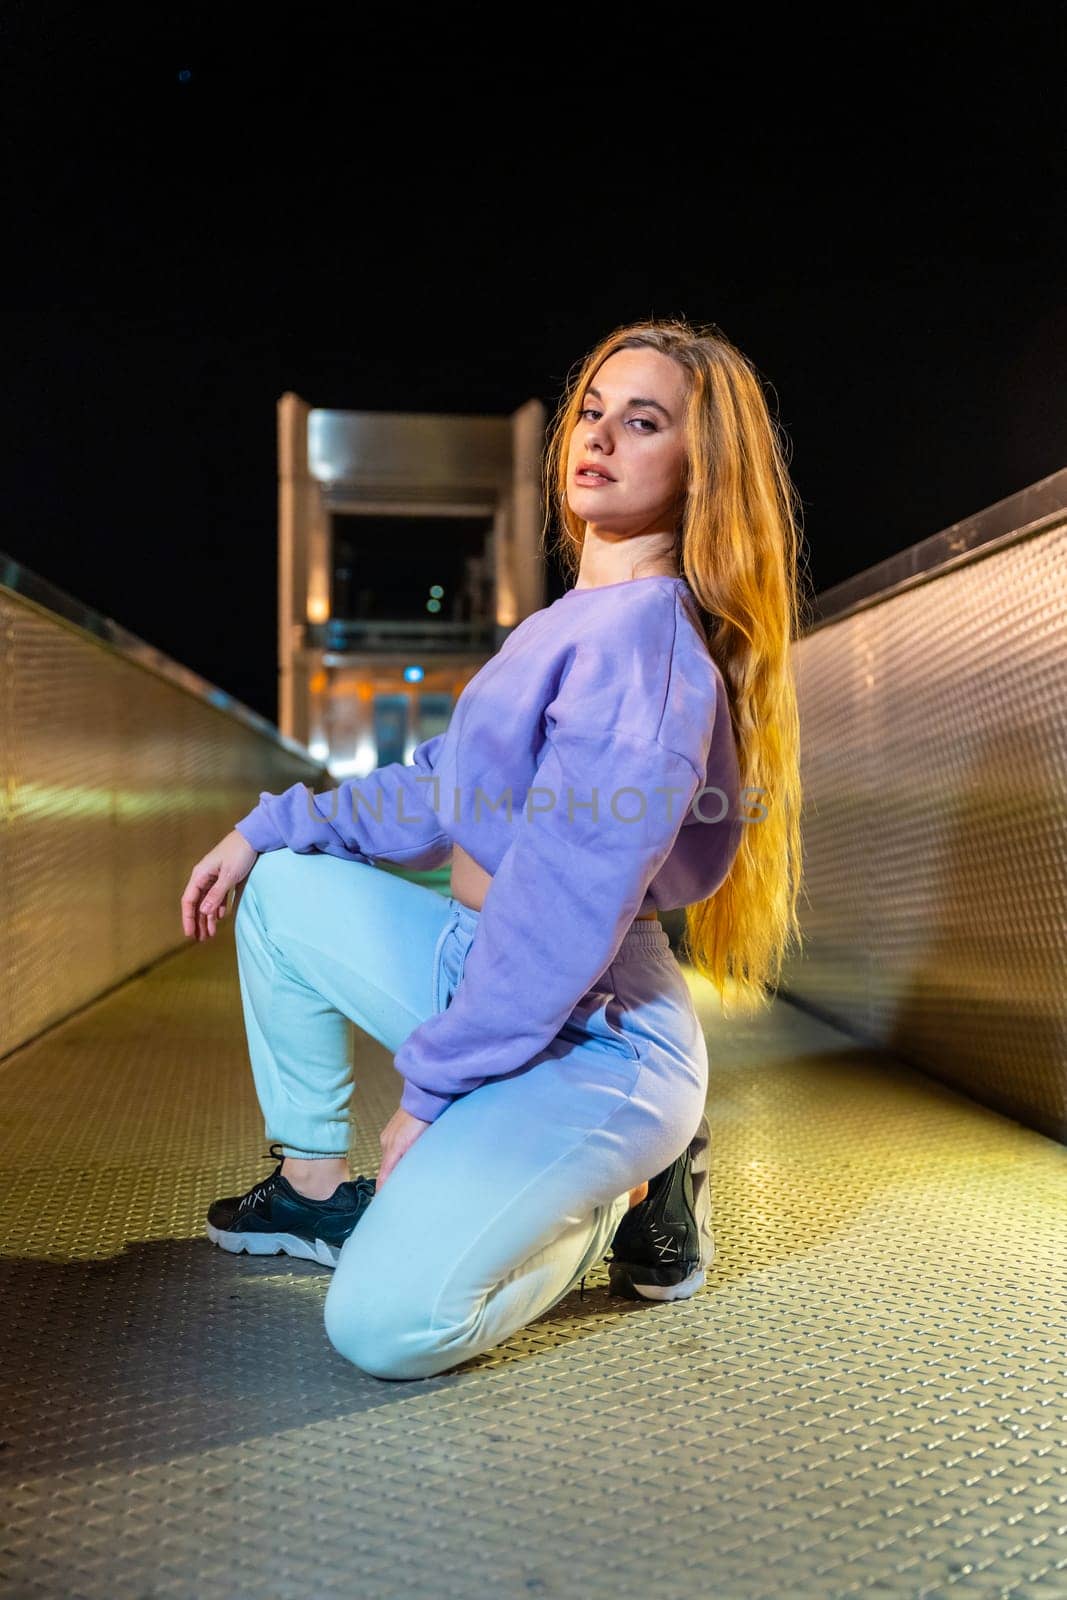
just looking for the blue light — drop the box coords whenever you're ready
[177,68,192,82]
[403,665,425,683]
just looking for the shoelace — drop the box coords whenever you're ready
[230,1143,287,1217]
[237,1178,278,1216]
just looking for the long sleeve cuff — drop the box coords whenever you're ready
[399,1078,456,1123]
[234,806,285,854]
[231,732,450,867]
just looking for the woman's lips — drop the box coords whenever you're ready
[575,469,614,486]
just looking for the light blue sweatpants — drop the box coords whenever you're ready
[232,847,709,1380]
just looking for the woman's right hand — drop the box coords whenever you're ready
[181,830,260,941]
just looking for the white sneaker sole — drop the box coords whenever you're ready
[206,1222,342,1269]
[627,1263,708,1301]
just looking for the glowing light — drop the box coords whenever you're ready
[404,665,425,682]
[426,599,441,614]
[429,585,444,598]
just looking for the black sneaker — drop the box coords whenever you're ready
[206,1143,376,1268]
[606,1113,714,1301]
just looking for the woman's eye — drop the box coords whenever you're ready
[578,407,656,432]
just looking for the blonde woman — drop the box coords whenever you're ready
[180,317,806,1381]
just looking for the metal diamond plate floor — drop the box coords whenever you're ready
[1,929,1064,1600]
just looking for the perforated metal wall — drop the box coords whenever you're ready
[0,582,326,1058]
[781,516,1067,1141]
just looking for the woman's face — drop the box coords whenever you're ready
[566,346,690,538]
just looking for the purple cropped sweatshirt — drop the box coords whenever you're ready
[234,574,743,1123]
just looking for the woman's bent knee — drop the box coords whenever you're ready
[236,849,349,938]
[323,1280,471,1382]
[242,846,300,900]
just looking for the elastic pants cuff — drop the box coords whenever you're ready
[279,1146,349,1160]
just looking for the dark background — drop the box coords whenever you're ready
[3,5,1064,724]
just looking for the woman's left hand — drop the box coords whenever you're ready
[377,1105,431,1190]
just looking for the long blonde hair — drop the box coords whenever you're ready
[541,317,812,1015]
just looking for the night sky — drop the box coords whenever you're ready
[3,7,1064,726]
